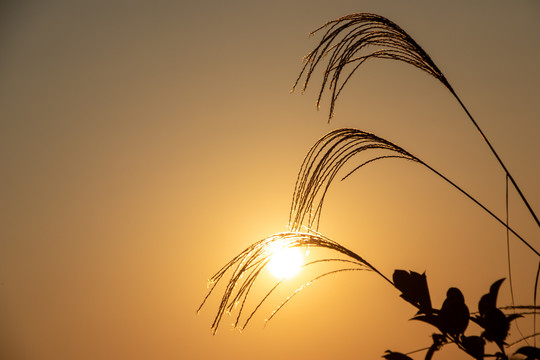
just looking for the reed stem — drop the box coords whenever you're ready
[448,88,540,230]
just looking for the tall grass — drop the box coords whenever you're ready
[197,231,390,334]
[199,12,540,360]
[292,13,539,232]
[288,128,535,255]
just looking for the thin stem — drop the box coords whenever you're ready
[506,174,528,344]
[419,160,540,257]
[507,332,540,347]
[449,88,540,231]
[535,261,540,347]
[507,175,515,302]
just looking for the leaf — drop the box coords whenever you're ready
[480,308,509,346]
[393,270,433,315]
[382,350,414,360]
[475,278,513,348]
[461,336,485,360]
[438,287,469,336]
[515,346,540,360]
[490,278,505,298]
[506,313,523,323]
[479,278,505,314]
[411,314,439,329]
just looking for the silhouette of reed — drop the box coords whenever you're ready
[197,231,391,334]
[199,125,540,357]
[200,11,540,360]
[293,13,449,119]
[289,128,536,255]
[292,12,540,233]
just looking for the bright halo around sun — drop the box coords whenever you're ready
[267,244,304,279]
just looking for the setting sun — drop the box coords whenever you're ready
[267,244,304,279]
[5,2,540,360]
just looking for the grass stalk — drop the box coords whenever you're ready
[293,12,539,236]
[288,128,537,256]
[199,231,392,333]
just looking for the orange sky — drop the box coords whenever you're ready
[1,1,540,359]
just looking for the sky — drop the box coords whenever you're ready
[1,1,540,359]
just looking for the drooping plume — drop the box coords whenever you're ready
[198,231,388,334]
[293,12,540,237]
[293,13,451,120]
[288,128,419,232]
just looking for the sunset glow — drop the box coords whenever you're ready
[267,244,304,279]
[3,2,539,360]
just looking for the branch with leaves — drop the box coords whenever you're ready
[386,271,531,360]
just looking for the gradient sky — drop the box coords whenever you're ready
[1,1,540,359]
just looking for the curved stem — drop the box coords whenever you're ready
[419,160,540,257]
[449,88,540,230]
[534,261,540,347]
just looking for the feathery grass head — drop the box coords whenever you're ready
[200,12,540,359]
[289,128,419,232]
[198,230,389,334]
[293,13,451,120]
[199,124,535,336]
[287,127,536,255]
[292,12,540,235]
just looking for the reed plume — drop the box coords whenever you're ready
[200,126,536,334]
[289,128,418,232]
[293,13,449,119]
[198,231,391,334]
[200,13,539,358]
[293,12,540,234]
[288,128,536,256]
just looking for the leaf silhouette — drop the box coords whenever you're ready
[515,346,540,360]
[461,336,485,360]
[393,270,432,315]
[472,278,521,351]
[411,313,439,329]
[438,287,469,337]
[478,278,505,314]
[382,350,414,360]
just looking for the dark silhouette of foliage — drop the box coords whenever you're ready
[472,279,523,354]
[199,11,540,360]
[439,287,469,337]
[392,270,432,316]
[388,272,529,359]
[516,346,540,360]
[461,336,485,360]
[383,350,414,360]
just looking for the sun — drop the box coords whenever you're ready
[267,244,304,279]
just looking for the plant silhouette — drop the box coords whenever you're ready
[392,273,523,359]
[199,12,540,360]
